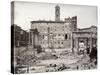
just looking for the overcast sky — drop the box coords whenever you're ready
[13,1,97,30]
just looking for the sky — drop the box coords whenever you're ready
[12,1,97,30]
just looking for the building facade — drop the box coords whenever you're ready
[11,24,29,47]
[29,5,97,53]
[29,5,77,50]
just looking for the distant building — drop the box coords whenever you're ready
[11,24,29,47]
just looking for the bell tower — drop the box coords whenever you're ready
[55,5,60,21]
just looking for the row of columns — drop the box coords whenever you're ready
[29,29,39,48]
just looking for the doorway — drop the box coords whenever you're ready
[78,37,88,54]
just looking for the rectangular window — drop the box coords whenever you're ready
[55,42,56,44]
[62,42,63,44]
[58,34,60,36]
[65,34,68,40]
[58,41,60,44]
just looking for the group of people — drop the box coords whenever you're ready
[79,42,97,65]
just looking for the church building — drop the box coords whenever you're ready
[29,5,97,53]
[29,5,77,50]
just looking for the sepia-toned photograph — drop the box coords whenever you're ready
[11,1,97,74]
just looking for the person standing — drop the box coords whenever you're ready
[89,44,97,64]
[86,45,90,55]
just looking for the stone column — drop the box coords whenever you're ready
[71,32,75,53]
[35,34,38,47]
[71,33,73,53]
[90,33,93,52]
[75,37,79,53]
[48,27,50,48]
[29,32,30,46]
[31,32,34,48]
[77,37,79,53]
